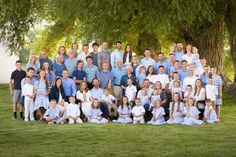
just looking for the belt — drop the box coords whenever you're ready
[114,84,121,86]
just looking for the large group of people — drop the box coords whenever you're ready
[9,41,222,125]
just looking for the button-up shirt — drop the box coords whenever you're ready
[64,58,77,77]
[140,57,156,69]
[111,49,123,69]
[90,87,104,101]
[112,67,126,85]
[61,77,77,97]
[83,64,99,83]
[97,71,113,89]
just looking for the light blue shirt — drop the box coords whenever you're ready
[174,51,184,62]
[44,107,59,119]
[83,64,99,83]
[180,69,189,84]
[112,67,126,85]
[90,87,104,101]
[110,49,123,69]
[64,58,77,77]
[97,71,113,89]
[155,60,168,74]
[140,57,156,69]
[61,77,77,97]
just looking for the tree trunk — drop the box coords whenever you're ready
[230,36,236,83]
[181,17,225,73]
[136,30,161,57]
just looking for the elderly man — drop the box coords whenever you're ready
[112,59,126,101]
[64,49,77,78]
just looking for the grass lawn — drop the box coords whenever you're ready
[0,84,236,157]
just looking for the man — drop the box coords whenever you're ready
[155,52,168,74]
[90,42,100,67]
[83,56,99,89]
[140,49,156,69]
[64,49,77,77]
[72,60,86,87]
[97,41,111,70]
[61,69,77,102]
[174,43,184,62]
[90,78,109,119]
[77,44,90,64]
[156,65,170,90]
[9,60,26,119]
[97,62,113,89]
[71,42,79,57]
[112,59,126,101]
[39,51,53,70]
[111,41,123,69]
[182,67,198,92]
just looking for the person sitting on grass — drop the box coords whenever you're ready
[87,99,108,124]
[167,93,184,124]
[203,99,217,124]
[115,96,133,123]
[147,99,166,125]
[101,87,118,120]
[131,98,145,124]
[182,97,203,125]
[43,100,60,124]
[67,96,83,124]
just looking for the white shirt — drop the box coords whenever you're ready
[206,84,218,101]
[182,76,198,91]
[67,104,80,117]
[131,105,145,116]
[22,83,34,99]
[77,52,90,64]
[156,74,169,89]
[182,54,195,65]
[76,91,92,102]
[125,85,137,102]
[169,79,182,90]
[102,94,116,105]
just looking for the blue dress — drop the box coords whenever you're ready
[117,105,133,123]
[34,80,49,110]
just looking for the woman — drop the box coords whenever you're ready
[42,62,55,88]
[130,56,140,76]
[182,44,198,67]
[53,55,66,77]
[76,81,93,117]
[26,54,40,82]
[49,78,67,123]
[34,70,50,114]
[146,65,158,86]
[53,46,68,63]
[120,66,137,95]
[193,79,206,119]
[123,44,136,67]
[153,81,167,107]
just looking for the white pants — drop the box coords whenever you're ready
[56,103,68,124]
[24,98,34,121]
[68,117,83,124]
[113,86,122,100]
[133,117,145,124]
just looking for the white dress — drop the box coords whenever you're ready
[182,106,203,125]
[76,91,92,117]
[148,107,166,125]
[67,104,83,124]
[167,102,184,124]
[204,106,217,124]
[116,105,133,123]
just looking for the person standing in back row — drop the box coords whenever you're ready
[98,41,111,71]
[111,41,123,69]
[9,60,26,120]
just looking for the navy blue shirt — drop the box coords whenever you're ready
[72,69,86,81]
[120,74,137,87]
[39,57,53,70]
[10,69,26,90]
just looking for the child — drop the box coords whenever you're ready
[205,77,218,109]
[125,79,137,103]
[171,81,182,99]
[147,99,166,125]
[183,85,194,103]
[67,96,83,124]
[203,99,217,124]
[43,100,60,124]
[182,97,203,125]
[149,89,161,110]
[22,76,34,122]
[169,72,182,90]
[167,93,184,124]
[116,96,133,123]
[131,98,145,124]
[88,99,108,124]
[102,88,118,118]
[137,87,150,111]
[136,66,146,88]
[9,60,26,119]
